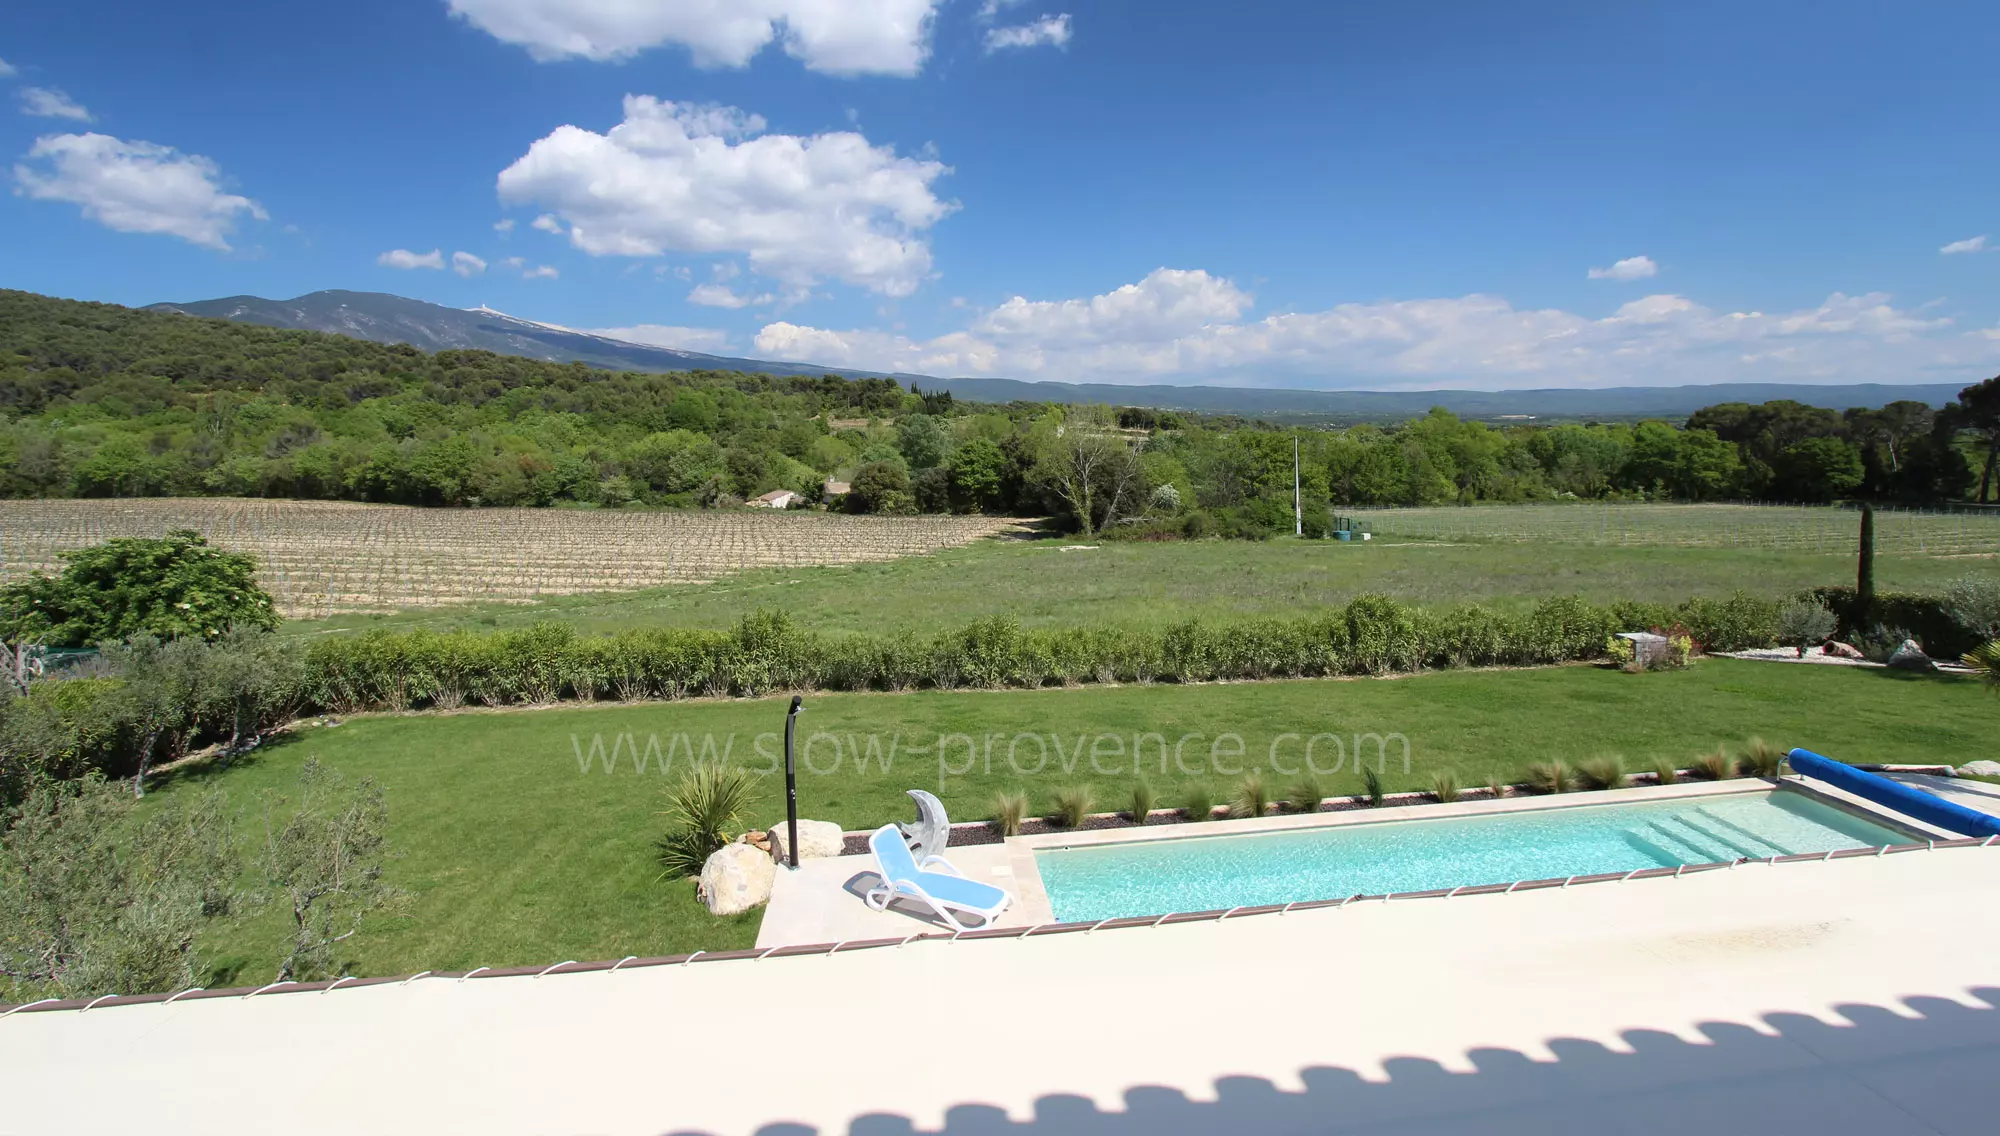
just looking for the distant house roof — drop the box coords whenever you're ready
[822,479,851,496]
[750,490,799,507]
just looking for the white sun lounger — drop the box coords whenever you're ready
[864,824,1012,932]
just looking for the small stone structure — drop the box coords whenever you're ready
[698,843,775,915]
[1886,640,1938,673]
[768,819,844,862]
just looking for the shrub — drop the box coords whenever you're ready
[1652,757,1680,785]
[1051,785,1094,829]
[0,531,278,647]
[1230,771,1271,818]
[1739,736,1784,778]
[1857,625,1919,663]
[992,790,1028,837]
[1776,599,1838,657]
[1346,595,1420,674]
[1576,755,1626,791]
[1429,769,1460,803]
[1690,747,1735,781]
[1677,592,1779,652]
[1525,760,1571,795]
[1182,786,1215,822]
[1288,775,1325,814]
[1126,781,1157,825]
[658,763,758,878]
[1943,575,2000,643]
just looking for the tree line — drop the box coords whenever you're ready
[3,289,1997,537]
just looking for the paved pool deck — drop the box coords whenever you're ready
[5,841,1999,1134]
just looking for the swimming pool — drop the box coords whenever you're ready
[1033,789,1911,923]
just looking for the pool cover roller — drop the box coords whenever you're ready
[1786,748,2000,840]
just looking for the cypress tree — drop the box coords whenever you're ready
[1856,503,1876,627]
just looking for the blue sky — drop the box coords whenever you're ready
[5,0,2000,390]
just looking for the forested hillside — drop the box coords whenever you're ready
[0,289,1993,535]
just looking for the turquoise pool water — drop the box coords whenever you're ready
[1034,790,1910,922]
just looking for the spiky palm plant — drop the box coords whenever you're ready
[1962,642,2000,693]
[658,763,758,878]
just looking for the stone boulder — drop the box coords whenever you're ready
[1959,760,2000,778]
[697,843,775,916]
[1823,641,1864,659]
[767,819,845,862]
[1886,640,1938,673]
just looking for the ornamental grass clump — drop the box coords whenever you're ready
[1690,746,1736,781]
[1429,769,1461,804]
[1127,780,1157,825]
[1051,785,1094,829]
[1487,774,1508,800]
[1231,771,1271,819]
[991,790,1028,837]
[1524,759,1571,795]
[658,762,757,879]
[1652,757,1680,786]
[1288,775,1325,815]
[1182,786,1215,822]
[1739,737,1784,778]
[1576,755,1627,791]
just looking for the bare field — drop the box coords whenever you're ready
[1357,502,2000,556]
[0,498,1026,618]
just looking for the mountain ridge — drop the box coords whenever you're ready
[146,289,1969,421]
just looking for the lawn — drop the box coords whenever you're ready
[153,659,2000,985]
[285,533,1984,638]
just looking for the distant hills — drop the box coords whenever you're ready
[920,377,1971,422]
[146,289,1968,422]
[143,290,892,381]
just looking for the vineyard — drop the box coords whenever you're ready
[1356,502,2000,555]
[0,499,1025,618]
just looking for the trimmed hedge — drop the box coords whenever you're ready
[294,592,1788,714]
[1811,586,1981,659]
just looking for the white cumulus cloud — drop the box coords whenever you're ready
[493,218,516,234]
[498,95,952,297]
[13,133,265,250]
[688,282,777,308]
[452,251,488,277]
[750,268,1989,389]
[589,323,731,353]
[446,0,941,76]
[0,58,15,78]
[379,248,445,269]
[985,14,1070,51]
[523,264,559,279]
[1941,235,1988,256]
[1587,255,1658,281]
[19,87,92,122]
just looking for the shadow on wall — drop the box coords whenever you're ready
[677,989,2000,1136]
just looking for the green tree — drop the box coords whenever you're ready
[1774,437,1864,503]
[0,777,237,1002]
[946,438,1006,512]
[846,460,914,514]
[0,531,278,648]
[262,758,399,983]
[896,414,956,471]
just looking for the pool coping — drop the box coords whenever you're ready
[1001,777,1946,925]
